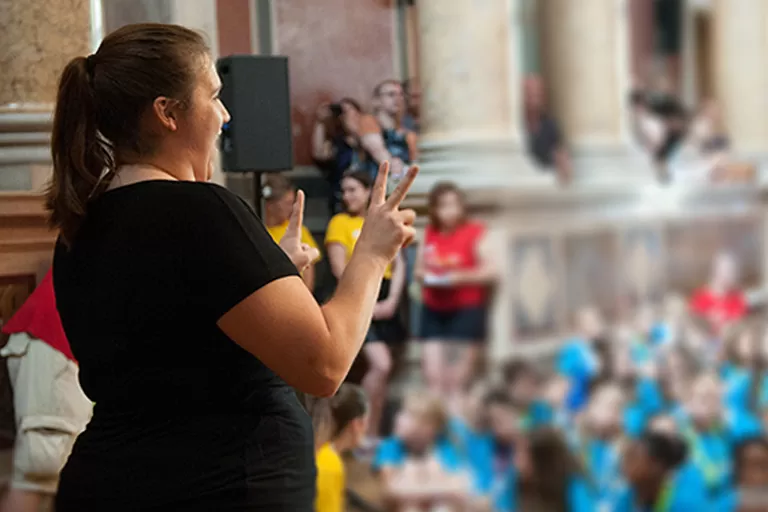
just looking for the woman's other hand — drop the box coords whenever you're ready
[279,190,320,273]
[355,161,418,268]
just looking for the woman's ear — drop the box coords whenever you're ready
[152,97,180,132]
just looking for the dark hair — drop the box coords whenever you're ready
[339,97,363,114]
[330,384,369,438]
[263,174,295,202]
[373,79,402,97]
[427,181,466,230]
[341,170,373,190]
[641,432,688,471]
[518,428,584,511]
[501,359,539,387]
[47,23,210,245]
[733,436,768,482]
[483,387,518,410]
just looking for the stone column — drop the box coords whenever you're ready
[414,0,552,194]
[0,0,91,191]
[539,0,648,183]
[712,0,768,169]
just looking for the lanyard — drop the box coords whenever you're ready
[653,480,674,512]
[682,426,727,488]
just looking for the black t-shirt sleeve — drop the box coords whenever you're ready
[183,184,299,321]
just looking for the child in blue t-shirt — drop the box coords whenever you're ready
[372,391,469,510]
[679,373,732,505]
[720,436,768,512]
[619,431,709,511]
[578,382,626,510]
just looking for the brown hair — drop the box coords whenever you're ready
[263,174,295,203]
[518,428,585,512]
[47,23,210,245]
[427,181,466,229]
[341,170,372,190]
[403,390,449,434]
[330,383,369,438]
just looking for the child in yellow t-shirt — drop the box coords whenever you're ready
[263,174,321,290]
[316,384,370,512]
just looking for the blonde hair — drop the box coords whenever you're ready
[403,390,448,433]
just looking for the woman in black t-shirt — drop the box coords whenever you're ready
[47,23,417,511]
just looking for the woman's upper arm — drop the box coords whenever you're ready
[217,276,338,396]
[183,186,336,396]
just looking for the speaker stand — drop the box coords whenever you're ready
[252,171,264,219]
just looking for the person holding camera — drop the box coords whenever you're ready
[312,98,365,215]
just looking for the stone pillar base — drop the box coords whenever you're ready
[413,137,556,194]
[0,106,53,192]
[570,144,656,186]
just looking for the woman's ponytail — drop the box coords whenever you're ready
[46,55,114,246]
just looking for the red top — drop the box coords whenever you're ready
[422,221,487,311]
[689,287,747,334]
[2,270,75,362]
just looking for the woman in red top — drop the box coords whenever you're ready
[415,182,496,397]
[689,251,747,336]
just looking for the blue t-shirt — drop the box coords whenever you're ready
[371,436,462,473]
[557,338,599,412]
[512,477,595,512]
[615,470,709,511]
[580,438,624,508]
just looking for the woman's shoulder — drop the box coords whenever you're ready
[98,181,251,216]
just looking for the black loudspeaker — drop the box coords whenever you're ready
[217,55,293,172]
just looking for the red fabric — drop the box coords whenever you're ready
[689,287,747,334]
[2,270,75,362]
[422,221,487,311]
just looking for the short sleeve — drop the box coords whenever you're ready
[324,215,348,248]
[371,437,405,471]
[184,185,299,320]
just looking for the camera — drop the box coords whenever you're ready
[329,103,343,117]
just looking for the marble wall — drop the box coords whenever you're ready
[273,0,397,166]
[216,0,252,56]
[0,0,91,105]
[101,0,173,33]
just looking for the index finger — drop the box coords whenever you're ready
[286,189,305,236]
[384,165,419,210]
[370,161,390,206]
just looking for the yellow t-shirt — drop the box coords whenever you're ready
[266,221,321,263]
[324,213,392,279]
[315,443,345,512]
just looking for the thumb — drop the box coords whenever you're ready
[286,190,305,236]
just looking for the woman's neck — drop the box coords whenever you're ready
[109,163,179,191]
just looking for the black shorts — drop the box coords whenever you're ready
[420,305,487,343]
[365,279,407,345]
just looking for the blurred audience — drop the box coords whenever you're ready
[264,174,321,291]
[360,80,418,184]
[402,78,421,134]
[416,182,496,401]
[325,171,407,441]
[312,98,365,215]
[523,75,573,184]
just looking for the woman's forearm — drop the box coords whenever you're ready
[320,250,388,378]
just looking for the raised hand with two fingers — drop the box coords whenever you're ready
[279,190,320,273]
[354,161,418,266]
